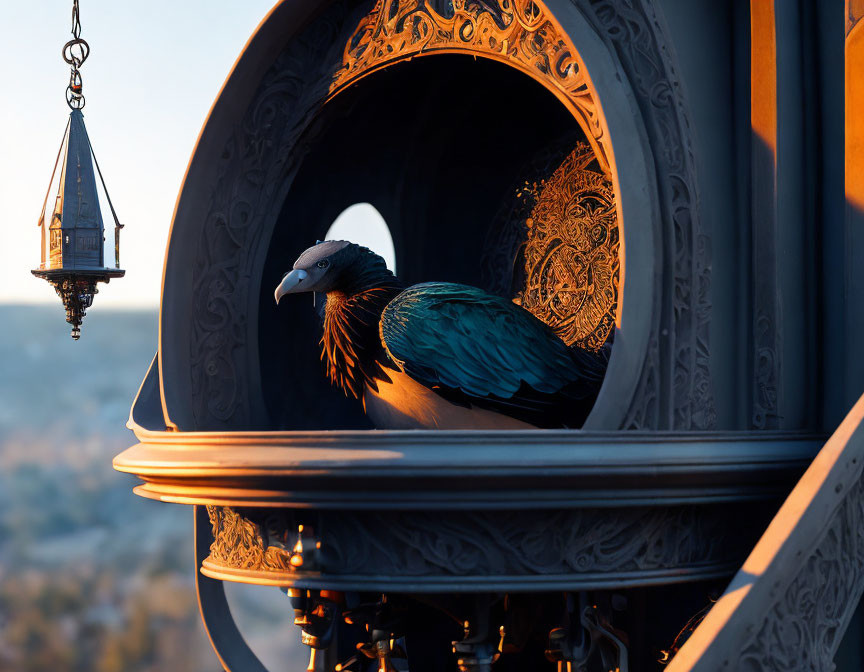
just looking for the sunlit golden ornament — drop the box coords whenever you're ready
[516,143,618,350]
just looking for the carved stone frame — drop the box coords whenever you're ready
[156,0,696,432]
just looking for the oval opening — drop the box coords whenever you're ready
[260,55,614,430]
[325,203,396,273]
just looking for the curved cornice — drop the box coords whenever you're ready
[115,430,820,509]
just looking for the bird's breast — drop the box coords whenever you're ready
[363,369,535,430]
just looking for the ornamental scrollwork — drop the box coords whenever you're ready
[204,505,763,584]
[189,2,356,428]
[578,0,715,429]
[734,476,864,670]
[514,143,618,350]
[186,0,715,433]
[483,142,618,351]
[330,0,610,173]
[207,505,296,572]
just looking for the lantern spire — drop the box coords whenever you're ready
[32,0,124,340]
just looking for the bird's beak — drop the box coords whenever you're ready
[274,269,308,304]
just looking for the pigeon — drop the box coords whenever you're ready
[274,240,607,429]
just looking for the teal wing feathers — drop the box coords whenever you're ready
[379,282,606,427]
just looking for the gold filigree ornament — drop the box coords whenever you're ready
[331,0,619,349]
[514,144,618,350]
[329,0,610,174]
[207,505,295,572]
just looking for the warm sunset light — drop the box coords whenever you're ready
[1,0,274,308]
[3,1,864,671]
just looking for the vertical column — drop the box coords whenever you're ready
[846,1,864,408]
[775,0,813,429]
[733,0,753,429]
[750,0,813,430]
[750,0,781,429]
[817,0,846,431]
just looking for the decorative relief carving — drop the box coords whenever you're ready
[207,505,295,572]
[330,0,611,173]
[578,0,715,429]
[190,3,357,428]
[624,334,659,430]
[515,143,618,349]
[186,0,714,432]
[753,309,780,429]
[734,476,864,670]
[484,142,618,351]
[319,508,736,578]
[204,504,760,583]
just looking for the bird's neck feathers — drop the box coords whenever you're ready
[332,248,401,296]
[320,252,402,399]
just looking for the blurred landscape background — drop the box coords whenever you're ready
[0,305,299,672]
[0,3,335,669]
[2,305,863,671]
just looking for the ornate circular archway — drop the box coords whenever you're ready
[157,0,670,432]
[328,0,612,173]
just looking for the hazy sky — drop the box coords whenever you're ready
[0,0,277,307]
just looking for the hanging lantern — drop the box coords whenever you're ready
[32,0,124,340]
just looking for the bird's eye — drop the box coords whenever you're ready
[317,259,329,269]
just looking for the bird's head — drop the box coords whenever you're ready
[274,240,397,304]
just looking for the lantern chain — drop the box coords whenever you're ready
[63,0,89,109]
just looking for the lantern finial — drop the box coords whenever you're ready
[31,0,124,340]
